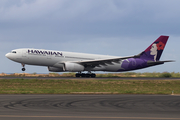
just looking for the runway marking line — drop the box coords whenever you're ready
[0,115,179,119]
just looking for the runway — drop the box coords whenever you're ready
[1,76,180,80]
[0,95,180,120]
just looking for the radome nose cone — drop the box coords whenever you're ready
[5,53,10,59]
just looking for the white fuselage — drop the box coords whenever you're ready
[6,48,124,72]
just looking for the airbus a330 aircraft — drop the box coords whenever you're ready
[6,35,173,78]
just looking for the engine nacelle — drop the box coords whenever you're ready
[65,62,84,72]
[48,66,64,72]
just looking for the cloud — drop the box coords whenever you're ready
[1,0,180,26]
[0,0,180,41]
[1,0,180,22]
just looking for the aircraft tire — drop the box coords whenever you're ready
[75,73,96,78]
[91,73,96,78]
[81,73,86,77]
[22,68,26,71]
[85,74,90,78]
[75,73,81,77]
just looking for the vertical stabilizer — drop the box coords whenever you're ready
[140,35,169,61]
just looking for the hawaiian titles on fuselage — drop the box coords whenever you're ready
[28,49,63,56]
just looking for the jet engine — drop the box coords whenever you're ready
[48,66,64,72]
[65,62,84,72]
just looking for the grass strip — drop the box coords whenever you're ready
[0,79,180,94]
[2,72,180,78]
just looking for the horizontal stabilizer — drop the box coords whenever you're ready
[147,60,175,66]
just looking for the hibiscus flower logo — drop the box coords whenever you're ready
[156,42,165,50]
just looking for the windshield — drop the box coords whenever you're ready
[11,51,17,53]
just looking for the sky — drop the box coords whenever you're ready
[0,0,180,74]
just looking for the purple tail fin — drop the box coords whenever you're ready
[140,35,169,61]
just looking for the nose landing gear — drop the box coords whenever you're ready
[21,63,26,71]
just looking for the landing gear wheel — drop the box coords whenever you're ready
[85,74,90,78]
[22,68,26,71]
[91,73,96,78]
[81,73,86,77]
[75,73,81,77]
[75,73,96,78]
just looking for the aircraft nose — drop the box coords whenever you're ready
[5,53,11,59]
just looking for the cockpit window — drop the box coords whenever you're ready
[11,51,17,53]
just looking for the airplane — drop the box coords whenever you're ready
[5,35,173,78]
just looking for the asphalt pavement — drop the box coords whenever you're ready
[0,94,180,120]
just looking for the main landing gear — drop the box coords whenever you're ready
[75,73,96,78]
[21,63,26,71]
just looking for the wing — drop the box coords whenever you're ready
[69,51,174,68]
[72,54,141,67]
